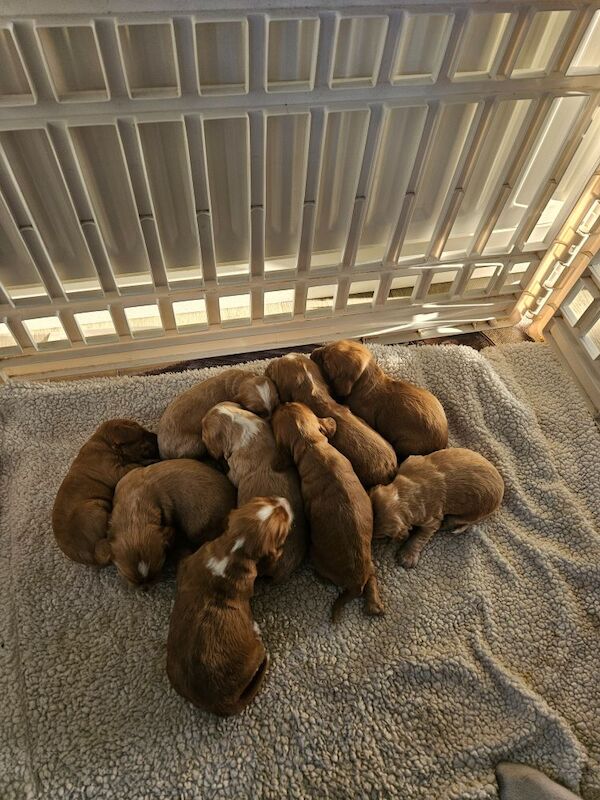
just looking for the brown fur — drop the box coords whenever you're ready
[265,354,396,487]
[158,369,279,460]
[370,447,504,568]
[311,340,448,459]
[52,419,158,566]
[201,402,308,581]
[271,402,384,622]
[102,459,236,585]
[166,497,293,715]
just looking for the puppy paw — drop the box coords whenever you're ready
[398,549,421,569]
[365,601,385,617]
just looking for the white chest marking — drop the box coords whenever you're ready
[207,555,229,577]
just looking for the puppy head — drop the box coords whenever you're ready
[271,403,336,470]
[201,402,263,461]
[311,340,372,397]
[107,484,174,585]
[369,483,399,539]
[97,419,159,465]
[228,496,293,564]
[265,354,329,403]
[235,375,279,419]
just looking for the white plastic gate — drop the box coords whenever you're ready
[0,0,599,380]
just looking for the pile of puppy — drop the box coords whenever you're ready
[52,340,504,716]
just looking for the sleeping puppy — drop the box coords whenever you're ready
[271,402,384,622]
[265,354,396,488]
[52,419,158,566]
[167,496,293,716]
[99,459,236,586]
[158,368,279,460]
[311,339,448,459]
[370,447,504,568]
[201,402,308,581]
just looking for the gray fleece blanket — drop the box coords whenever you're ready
[1,342,599,800]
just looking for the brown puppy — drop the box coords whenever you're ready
[158,368,279,460]
[265,354,396,487]
[370,448,504,568]
[311,339,448,459]
[52,419,158,566]
[271,402,384,622]
[99,459,236,586]
[167,496,292,716]
[201,402,308,581]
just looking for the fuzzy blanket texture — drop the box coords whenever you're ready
[1,342,599,800]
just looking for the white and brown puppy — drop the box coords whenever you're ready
[99,459,236,586]
[158,368,279,460]
[271,402,384,622]
[201,402,308,581]
[311,339,448,460]
[167,496,292,716]
[52,419,159,566]
[370,448,504,568]
[265,354,396,488]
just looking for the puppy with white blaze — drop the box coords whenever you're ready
[99,459,236,586]
[370,447,504,568]
[201,401,308,581]
[167,497,292,716]
[157,368,279,460]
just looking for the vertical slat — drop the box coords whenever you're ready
[158,297,177,332]
[413,270,433,302]
[204,291,221,326]
[315,12,337,89]
[335,276,351,312]
[46,122,119,294]
[116,119,169,288]
[11,21,54,102]
[294,281,308,317]
[342,103,385,270]
[184,115,218,283]
[94,19,128,98]
[297,108,326,273]
[376,12,402,84]
[249,110,266,279]
[428,99,496,260]
[5,317,35,351]
[375,272,393,306]
[496,8,533,77]
[514,95,599,250]
[251,286,264,322]
[384,103,441,264]
[470,96,554,256]
[449,264,472,299]
[0,166,66,300]
[58,309,83,344]
[109,304,133,340]
[248,14,267,92]
[554,6,597,75]
[436,9,468,82]
[172,16,198,95]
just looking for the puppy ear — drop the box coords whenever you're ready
[201,414,227,461]
[106,420,144,446]
[271,445,293,472]
[310,346,324,365]
[94,538,113,566]
[261,503,292,559]
[318,416,337,439]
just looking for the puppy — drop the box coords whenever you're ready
[158,369,279,460]
[201,402,308,581]
[99,459,236,586]
[52,419,158,566]
[265,354,396,487]
[311,339,448,459]
[370,448,504,568]
[271,402,384,622]
[167,496,292,716]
